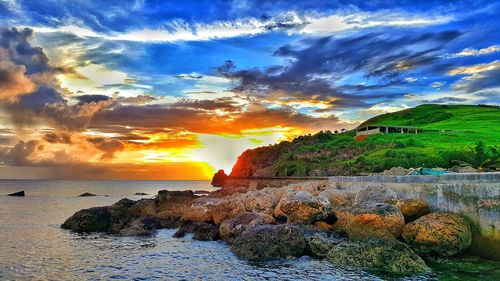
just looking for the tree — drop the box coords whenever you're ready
[453,141,499,171]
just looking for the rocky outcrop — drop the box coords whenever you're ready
[390,198,431,223]
[62,206,112,233]
[402,212,472,257]
[211,169,228,187]
[7,191,25,196]
[333,203,405,239]
[79,192,96,197]
[353,185,400,205]
[273,190,331,224]
[119,217,164,236]
[326,238,430,274]
[230,224,306,261]
[219,212,275,243]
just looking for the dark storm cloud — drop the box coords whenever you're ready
[0,140,43,166]
[75,94,111,104]
[42,132,72,144]
[218,30,461,108]
[87,137,125,160]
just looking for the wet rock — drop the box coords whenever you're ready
[326,238,430,274]
[134,192,149,195]
[79,192,96,197]
[211,169,228,187]
[155,190,198,219]
[172,228,186,238]
[354,185,400,205]
[305,232,346,258]
[273,190,331,224]
[318,189,355,211]
[402,212,472,257]
[230,224,307,262]
[61,206,112,233]
[7,191,25,196]
[193,223,219,241]
[389,198,431,223]
[119,217,163,236]
[219,212,275,243]
[334,203,405,239]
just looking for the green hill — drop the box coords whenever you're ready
[229,104,499,177]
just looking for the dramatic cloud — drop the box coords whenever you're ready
[87,137,125,160]
[0,49,36,103]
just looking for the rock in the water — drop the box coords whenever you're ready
[318,189,355,211]
[211,169,228,187]
[134,192,149,195]
[172,228,186,238]
[334,203,405,239]
[61,206,112,232]
[402,212,472,257]
[79,192,96,197]
[353,185,399,205]
[326,238,429,274]
[7,191,25,196]
[230,224,307,261]
[273,190,331,224]
[193,223,219,241]
[305,232,346,258]
[219,212,275,243]
[390,198,431,223]
[119,217,163,236]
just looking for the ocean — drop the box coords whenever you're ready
[0,180,498,280]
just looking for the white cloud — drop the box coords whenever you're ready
[452,45,500,57]
[29,10,451,43]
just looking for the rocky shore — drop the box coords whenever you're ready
[62,181,476,274]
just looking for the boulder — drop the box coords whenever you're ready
[318,189,355,211]
[211,169,228,187]
[207,198,246,225]
[7,191,25,196]
[305,232,346,258]
[129,198,157,217]
[61,206,112,233]
[448,166,477,173]
[79,192,96,197]
[326,238,429,274]
[155,190,198,219]
[281,181,329,196]
[219,212,275,243]
[193,223,219,241]
[354,185,400,205]
[334,203,405,239]
[390,198,431,223]
[230,224,307,262]
[239,189,278,215]
[402,212,472,257]
[181,204,213,223]
[380,166,410,176]
[273,190,331,224]
[119,217,163,236]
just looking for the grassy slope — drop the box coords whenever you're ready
[230,104,500,176]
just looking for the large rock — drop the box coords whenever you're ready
[318,189,355,211]
[193,223,219,241]
[239,189,278,215]
[219,212,275,243]
[208,198,246,225]
[273,190,331,224]
[129,198,157,217]
[305,232,346,258]
[79,192,96,197]
[155,190,198,219]
[353,185,400,205]
[230,224,307,261]
[7,191,25,196]
[211,169,228,187]
[61,206,112,233]
[334,203,405,239]
[390,198,431,223]
[402,212,472,257]
[326,238,430,274]
[119,217,164,236]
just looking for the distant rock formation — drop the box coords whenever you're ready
[211,169,228,187]
[7,191,25,196]
[79,192,96,197]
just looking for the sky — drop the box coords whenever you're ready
[0,0,499,179]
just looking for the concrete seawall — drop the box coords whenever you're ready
[222,173,500,260]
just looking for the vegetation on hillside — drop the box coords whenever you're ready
[229,104,500,177]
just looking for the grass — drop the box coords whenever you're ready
[232,104,500,176]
